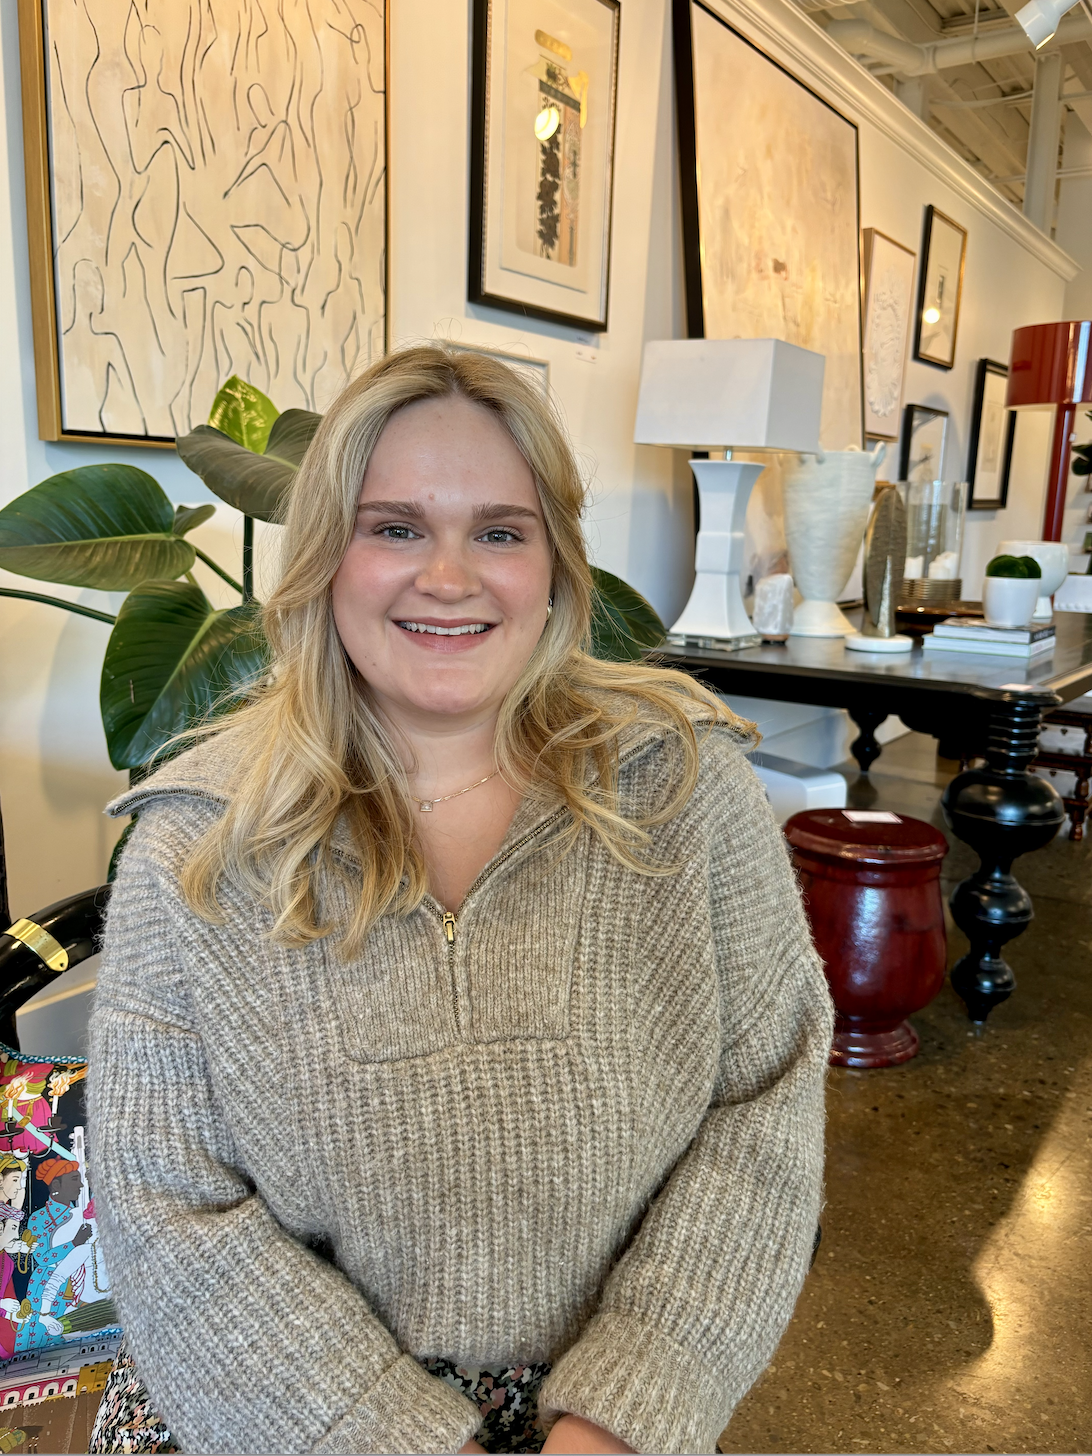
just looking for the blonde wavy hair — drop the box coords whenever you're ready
[181,344,747,953]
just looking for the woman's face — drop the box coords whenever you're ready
[0,1169,24,1206]
[332,395,554,729]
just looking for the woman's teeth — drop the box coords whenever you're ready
[397,622,492,635]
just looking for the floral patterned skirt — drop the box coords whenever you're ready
[88,1339,552,1454]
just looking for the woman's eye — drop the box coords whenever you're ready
[479,528,522,545]
[376,524,419,541]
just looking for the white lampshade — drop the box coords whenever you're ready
[633,338,825,453]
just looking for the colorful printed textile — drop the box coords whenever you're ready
[0,1045,120,1367]
[419,1356,552,1454]
[88,1340,177,1454]
[88,1345,550,1454]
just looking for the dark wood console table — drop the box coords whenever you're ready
[660,611,1092,1024]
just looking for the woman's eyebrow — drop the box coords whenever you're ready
[357,499,424,517]
[473,503,540,523]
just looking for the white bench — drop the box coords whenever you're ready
[747,750,848,825]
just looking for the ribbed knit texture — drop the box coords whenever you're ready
[89,713,833,1454]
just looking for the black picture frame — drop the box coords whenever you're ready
[468,0,621,332]
[967,358,1013,510]
[672,0,864,449]
[913,205,967,371]
[899,403,950,483]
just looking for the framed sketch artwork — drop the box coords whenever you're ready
[899,403,950,484]
[967,359,1013,510]
[469,0,621,331]
[913,206,967,370]
[18,0,388,445]
[673,0,863,450]
[861,229,916,441]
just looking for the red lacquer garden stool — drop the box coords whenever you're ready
[784,810,949,1068]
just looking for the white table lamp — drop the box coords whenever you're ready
[634,339,825,649]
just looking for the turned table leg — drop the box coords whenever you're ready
[940,693,1065,1022]
[849,707,888,772]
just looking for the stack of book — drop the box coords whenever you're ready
[922,617,1055,658]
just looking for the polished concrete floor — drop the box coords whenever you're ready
[719,733,1092,1456]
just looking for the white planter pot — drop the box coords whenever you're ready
[783,444,886,637]
[997,539,1069,620]
[982,576,1040,629]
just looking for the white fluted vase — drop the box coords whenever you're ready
[783,444,887,637]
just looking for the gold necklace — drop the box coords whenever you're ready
[410,769,500,813]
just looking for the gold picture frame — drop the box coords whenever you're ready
[18,0,389,446]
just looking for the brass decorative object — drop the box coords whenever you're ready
[3,918,68,972]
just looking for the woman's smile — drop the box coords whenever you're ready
[392,616,499,651]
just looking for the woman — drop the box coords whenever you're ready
[0,1151,28,1360]
[88,346,832,1455]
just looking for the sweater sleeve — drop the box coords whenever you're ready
[88,821,482,1456]
[537,735,834,1454]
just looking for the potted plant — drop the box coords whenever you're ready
[982,554,1042,629]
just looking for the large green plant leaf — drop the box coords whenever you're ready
[589,567,666,662]
[175,426,296,522]
[175,405,321,522]
[101,580,268,768]
[0,465,195,589]
[207,376,279,453]
[265,408,322,466]
[172,503,216,535]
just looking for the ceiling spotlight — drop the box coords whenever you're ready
[1014,0,1079,49]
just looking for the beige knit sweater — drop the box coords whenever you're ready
[89,711,833,1455]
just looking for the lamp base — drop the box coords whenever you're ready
[667,459,766,646]
[666,632,762,653]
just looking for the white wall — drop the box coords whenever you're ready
[0,0,1079,913]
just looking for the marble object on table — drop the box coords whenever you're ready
[751,572,794,641]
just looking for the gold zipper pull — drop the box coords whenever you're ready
[442,912,457,945]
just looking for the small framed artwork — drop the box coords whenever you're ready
[861,228,916,440]
[469,0,621,332]
[967,359,1013,509]
[899,404,950,484]
[914,206,967,369]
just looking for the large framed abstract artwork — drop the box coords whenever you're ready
[469,0,621,332]
[673,0,863,450]
[18,0,388,446]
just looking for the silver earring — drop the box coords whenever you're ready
[546,595,554,618]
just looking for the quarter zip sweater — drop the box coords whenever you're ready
[89,711,833,1455]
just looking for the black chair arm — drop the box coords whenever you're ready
[0,885,111,1049]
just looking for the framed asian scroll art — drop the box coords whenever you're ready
[913,206,967,371]
[18,0,388,446]
[469,0,621,332]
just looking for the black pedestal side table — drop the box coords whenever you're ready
[658,611,1092,1023]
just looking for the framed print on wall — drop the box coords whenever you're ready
[967,359,1013,510]
[861,229,916,441]
[913,206,967,370]
[469,0,621,332]
[899,403,950,484]
[18,0,388,445]
[673,0,863,450]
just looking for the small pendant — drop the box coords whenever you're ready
[419,800,433,812]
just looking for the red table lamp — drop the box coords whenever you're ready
[1006,320,1092,541]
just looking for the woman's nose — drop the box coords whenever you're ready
[415,545,481,600]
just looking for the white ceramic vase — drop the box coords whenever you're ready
[783,443,887,636]
[997,539,1069,620]
[982,576,1040,629]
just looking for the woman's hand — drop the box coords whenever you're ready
[458,1439,486,1454]
[541,1414,635,1453]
